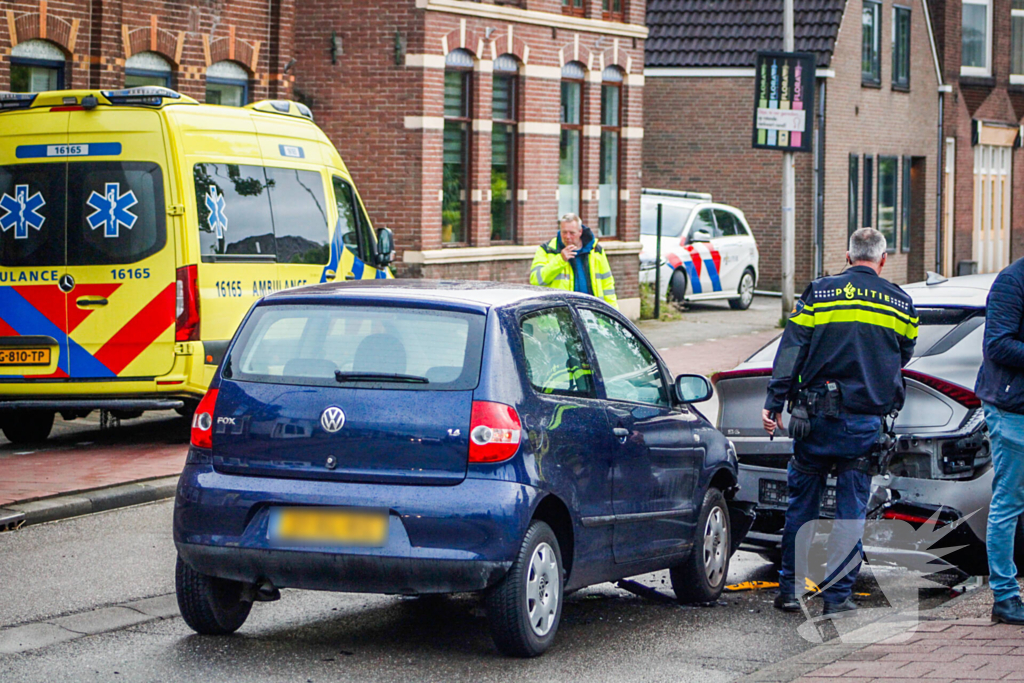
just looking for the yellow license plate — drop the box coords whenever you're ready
[0,348,51,366]
[269,508,388,546]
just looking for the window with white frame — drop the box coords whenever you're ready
[10,39,65,92]
[1012,0,1024,81]
[962,0,992,76]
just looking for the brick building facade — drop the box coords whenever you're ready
[644,0,941,291]
[929,0,1024,276]
[1,0,645,316]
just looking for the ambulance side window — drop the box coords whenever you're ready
[0,163,66,268]
[194,163,276,262]
[265,167,330,265]
[332,177,373,263]
[67,162,165,266]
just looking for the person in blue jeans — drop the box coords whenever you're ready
[975,256,1024,624]
[763,229,917,616]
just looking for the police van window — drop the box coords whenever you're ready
[0,163,66,268]
[194,163,275,262]
[265,167,330,265]
[332,177,372,262]
[520,307,595,397]
[640,201,692,238]
[66,162,165,266]
[713,209,740,237]
[689,209,716,241]
[578,308,669,406]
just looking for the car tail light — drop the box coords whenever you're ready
[710,368,772,385]
[190,388,219,449]
[902,369,981,409]
[882,509,945,527]
[175,265,200,342]
[468,401,522,463]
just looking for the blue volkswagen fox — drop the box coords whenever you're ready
[173,281,752,657]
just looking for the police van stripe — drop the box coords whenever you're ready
[684,261,702,294]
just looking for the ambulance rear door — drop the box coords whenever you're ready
[63,109,176,379]
[0,110,70,379]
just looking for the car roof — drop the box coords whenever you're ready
[903,272,996,309]
[259,279,598,312]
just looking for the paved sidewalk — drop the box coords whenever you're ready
[796,619,1024,682]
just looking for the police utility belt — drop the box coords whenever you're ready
[786,381,898,476]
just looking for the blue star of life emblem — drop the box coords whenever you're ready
[204,186,228,239]
[86,182,138,238]
[0,184,46,239]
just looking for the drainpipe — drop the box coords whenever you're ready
[936,84,951,273]
[814,78,827,277]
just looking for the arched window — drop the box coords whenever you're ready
[10,39,65,92]
[491,54,519,242]
[443,49,474,244]
[559,61,586,218]
[598,66,623,237]
[125,52,173,88]
[206,61,249,106]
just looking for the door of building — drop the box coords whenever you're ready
[973,144,1012,273]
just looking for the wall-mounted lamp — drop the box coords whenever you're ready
[331,31,341,65]
[394,29,406,66]
[284,57,297,74]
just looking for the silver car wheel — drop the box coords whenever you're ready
[704,507,727,587]
[525,541,560,637]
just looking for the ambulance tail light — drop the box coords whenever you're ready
[175,265,200,342]
[190,388,219,449]
[468,401,522,463]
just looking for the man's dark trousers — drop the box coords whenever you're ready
[778,414,877,605]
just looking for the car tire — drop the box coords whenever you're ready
[175,556,252,635]
[175,400,199,419]
[669,268,689,304]
[1,410,54,444]
[729,269,756,310]
[486,520,563,658]
[671,487,731,604]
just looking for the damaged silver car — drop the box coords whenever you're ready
[713,273,1005,575]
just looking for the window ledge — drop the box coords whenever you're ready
[1010,74,1024,86]
[892,84,911,93]
[959,70,993,82]
[862,80,882,89]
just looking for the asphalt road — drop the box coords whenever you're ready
[0,500,966,683]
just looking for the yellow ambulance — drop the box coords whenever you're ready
[0,87,393,443]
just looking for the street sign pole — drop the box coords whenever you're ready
[654,203,663,320]
[781,0,795,316]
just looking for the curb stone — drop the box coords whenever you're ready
[0,475,180,528]
[733,585,989,683]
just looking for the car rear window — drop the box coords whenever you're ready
[226,304,485,390]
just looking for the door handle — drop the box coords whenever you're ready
[613,427,629,442]
[76,297,108,307]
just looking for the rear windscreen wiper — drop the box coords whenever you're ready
[334,371,429,384]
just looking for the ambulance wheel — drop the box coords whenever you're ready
[1,410,54,444]
[729,269,756,310]
[669,268,689,304]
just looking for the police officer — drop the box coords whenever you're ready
[762,228,917,616]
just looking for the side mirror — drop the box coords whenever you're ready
[674,374,713,403]
[376,227,394,266]
[690,229,712,243]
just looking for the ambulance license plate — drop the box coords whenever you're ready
[269,508,388,546]
[0,348,51,366]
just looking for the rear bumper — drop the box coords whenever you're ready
[173,464,540,594]
[176,544,510,595]
[0,398,184,411]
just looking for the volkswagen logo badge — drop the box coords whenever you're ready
[58,274,75,293]
[320,406,346,433]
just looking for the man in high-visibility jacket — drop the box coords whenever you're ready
[530,213,618,309]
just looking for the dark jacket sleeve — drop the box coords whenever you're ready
[764,284,815,413]
[984,271,1024,370]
